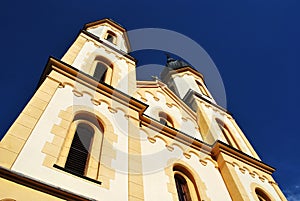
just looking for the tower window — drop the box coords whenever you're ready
[104,31,117,44]
[216,118,240,150]
[93,61,108,82]
[196,80,209,97]
[90,56,113,84]
[255,188,271,201]
[159,112,174,127]
[65,123,94,176]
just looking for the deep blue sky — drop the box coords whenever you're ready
[1,0,299,199]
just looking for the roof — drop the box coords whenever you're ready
[84,18,126,32]
[160,55,197,80]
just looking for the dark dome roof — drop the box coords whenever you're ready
[166,57,189,69]
[160,55,194,80]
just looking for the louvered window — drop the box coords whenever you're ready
[216,118,241,150]
[65,123,94,176]
[104,31,117,44]
[196,80,209,97]
[159,112,174,127]
[93,62,108,82]
[175,174,192,201]
[255,188,271,201]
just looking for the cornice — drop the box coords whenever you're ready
[162,66,204,83]
[183,89,231,115]
[136,80,197,120]
[83,18,131,52]
[211,140,275,174]
[140,112,212,155]
[0,166,94,201]
[81,30,136,63]
[38,57,147,115]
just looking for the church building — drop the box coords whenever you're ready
[0,18,287,201]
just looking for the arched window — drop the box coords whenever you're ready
[159,112,174,127]
[65,123,94,176]
[90,56,113,84]
[196,80,209,97]
[216,118,240,149]
[255,188,271,201]
[175,174,192,201]
[93,61,108,82]
[104,30,117,44]
[173,166,201,201]
[62,113,104,179]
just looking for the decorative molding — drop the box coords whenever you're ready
[259,176,265,182]
[147,136,156,143]
[153,96,160,101]
[166,103,173,108]
[199,159,208,166]
[183,152,191,159]
[91,98,101,106]
[72,89,83,97]
[124,114,140,123]
[249,172,256,178]
[166,144,174,151]
[108,107,117,113]
[239,167,246,174]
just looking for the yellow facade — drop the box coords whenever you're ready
[0,18,287,201]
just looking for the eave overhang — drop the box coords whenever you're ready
[137,80,197,121]
[212,140,275,174]
[161,66,204,83]
[38,57,146,115]
[37,57,276,175]
[183,89,231,115]
[84,18,132,53]
[81,30,136,63]
[0,166,94,201]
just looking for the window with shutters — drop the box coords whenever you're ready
[255,188,272,201]
[65,123,94,176]
[175,174,192,201]
[159,112,174,127]
[196,80,209,97]
[104,30,117,44]
[93,61,108,83]
[216,118,241,150]
[90,56,113,84]
[55,113,104,182]
[173,166,201,201]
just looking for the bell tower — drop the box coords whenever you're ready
[160,55,287,201]
[61,18,136,94]
[161,55,214,102]
[0,18,144,201]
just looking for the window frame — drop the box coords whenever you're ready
[104,30,117,44]
[255,188,272,201]
[64,123,94,176]
[216,118,241,150]
[173,166,201,201]
[56,114,104,181]
[196,80,210,97]
[159,112,174,127]
[93,61,109,83]
[175,173,192,201]
[89,56,113,84]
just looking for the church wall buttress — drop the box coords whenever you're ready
[0,77,60,169]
